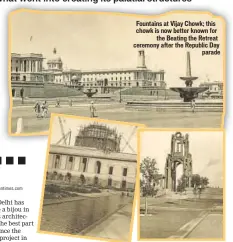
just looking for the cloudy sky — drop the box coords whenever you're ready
[50,116,140,154]
[140,131,224,187]
[10,11,224,87]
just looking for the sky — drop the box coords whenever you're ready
[140,131,224,187]
[10,11,224,87]
[50,116,139,154]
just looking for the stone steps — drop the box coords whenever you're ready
[125,100,223,112]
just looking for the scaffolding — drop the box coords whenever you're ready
[74,122,121,153]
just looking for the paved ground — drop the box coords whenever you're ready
[140,191,223,239]
[187,213,223,239]
[11,102,222,133]
[85,203,133,241]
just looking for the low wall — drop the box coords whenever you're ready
[40,194,131,234]
[125,99,223,112]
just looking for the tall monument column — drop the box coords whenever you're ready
[164,132,193,192]
[137,50,146,69]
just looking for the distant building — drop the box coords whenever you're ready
[79,50,166,92]
[43,48,81,86]
[47,123,137,190]
[10,49,166,98]
[199,81,223,98]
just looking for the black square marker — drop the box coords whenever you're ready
[0,157,1,165]
[18,157,26,165]
[6,157,14,165]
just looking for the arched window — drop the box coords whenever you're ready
[12,89,16,97]
[123,168,128,177]
[67,156,73,170]
[109,166,113,175]
[82,158,87,172]
[96,161,101,174]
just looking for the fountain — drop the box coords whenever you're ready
[170,52,208,102]
[82,88,98,98]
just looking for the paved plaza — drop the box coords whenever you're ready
[140,190,223,239]
[11,102,222,133]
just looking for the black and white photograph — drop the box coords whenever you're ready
[139,130,224,240]
[9,10,224,135]
[38,114,140,241]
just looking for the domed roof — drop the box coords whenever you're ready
[47,48,62,64]
[71,75,78,81]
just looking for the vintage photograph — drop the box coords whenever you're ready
[9,10,224,135]
[38,114,142,241]
[138,130,224,239]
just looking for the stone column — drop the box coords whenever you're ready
[167,160,172,190]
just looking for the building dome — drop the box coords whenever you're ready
[74,123,121,153]
[47,56,62,63]
[47,48,63,71]
[71,75,78,81]
[47,48,62,64]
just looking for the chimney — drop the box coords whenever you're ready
[137,50,146,68]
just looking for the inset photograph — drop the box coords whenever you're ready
[38,114,143,241]
[9,10,225,136]
[138,129,224,240]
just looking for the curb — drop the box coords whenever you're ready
[79,203,129,235]
[169,210,209,239]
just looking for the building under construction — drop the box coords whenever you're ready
[74,122,122,153]
[48,119,137,189]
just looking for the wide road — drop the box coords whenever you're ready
[140,189,223,239]
[11,103,222,133]
[187,213,223,239]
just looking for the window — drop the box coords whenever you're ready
[82,158,87,172]
[96,161,101,174]
[123,168,127,177]
[176,142,181,152]
[109,166,113,175]
[54,155,60,169]
[67,156,73,170]
[121,180,126,189]
[108,178,112,186]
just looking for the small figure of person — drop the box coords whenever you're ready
[34,101,41,118]
[56,98,60,107]
[191,99,196,113]
[69,99,73,107]
[90,101,96,117]
[41,101,48,118]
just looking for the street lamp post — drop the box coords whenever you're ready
[119,80,122,103]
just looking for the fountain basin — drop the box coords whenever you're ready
[82,88,98,98]
[170,86,209,102]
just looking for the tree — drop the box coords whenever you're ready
[66,172,72,183]
[80,174,86,185]
[201,177,209,187]
[140,157,160,215]
[191,174,201,188]
[94,176,99,186]
[177,174,188,192]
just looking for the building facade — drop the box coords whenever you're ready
[199,81,223,98]
[11,53,44,82]
[11,49,166,97]
[79,50,166,91]
[48,145,137,190]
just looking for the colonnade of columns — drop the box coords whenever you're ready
[19,59,43,73]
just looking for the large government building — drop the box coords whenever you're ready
[47,123,137,190]
[11,49,166,98]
